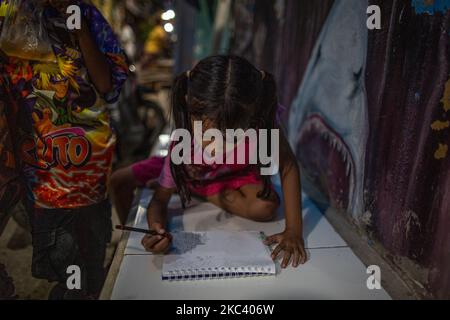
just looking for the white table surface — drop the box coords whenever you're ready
[111,187,391,300]
[124,189,348,255]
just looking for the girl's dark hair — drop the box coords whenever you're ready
[170,55,279,206]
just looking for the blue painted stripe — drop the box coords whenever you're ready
[412,0,450,14]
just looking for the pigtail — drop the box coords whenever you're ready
[170,72,191,208]
[220,59,234,133]
[171,71,191,132]
[260,71,278,129]
[257,71,279,200]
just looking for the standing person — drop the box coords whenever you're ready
[141,15,168,68]
[0,0,128,299]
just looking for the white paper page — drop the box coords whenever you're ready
[162,231,276,279]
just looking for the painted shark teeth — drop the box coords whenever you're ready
[298,114,355,181]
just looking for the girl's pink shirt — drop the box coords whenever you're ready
[159,104,285,196]
[158,134,260,196]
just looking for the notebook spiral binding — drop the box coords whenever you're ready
[163,266,273,281]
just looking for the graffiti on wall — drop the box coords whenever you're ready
[288,0,450,298]
[288,0,368,217]
[365,0,450,298]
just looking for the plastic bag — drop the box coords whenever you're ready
[0,0,56,62]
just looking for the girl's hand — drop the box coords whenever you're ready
[264,229,307,268]
[141,223,172,254]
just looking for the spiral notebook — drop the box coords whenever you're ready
[162,231,276,281]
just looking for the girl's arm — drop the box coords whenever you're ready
[142,186,175,254]
[279,130,303,237]
[264,130,307,268]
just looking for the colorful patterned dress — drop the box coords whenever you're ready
[0,0,128,209]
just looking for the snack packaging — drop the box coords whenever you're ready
[0,0,56,62]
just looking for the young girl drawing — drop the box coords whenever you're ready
[140,55,306,268]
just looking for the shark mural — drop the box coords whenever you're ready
[287,0,450,298]
[288,0,368,217]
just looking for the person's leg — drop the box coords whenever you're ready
[109,166,140,225]
[76,200,112,299]
[109,157,165,224]
[29,207,87,300]
[206,184,280,222]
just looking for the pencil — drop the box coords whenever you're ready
[115,225,172,239]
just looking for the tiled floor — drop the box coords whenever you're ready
[110,188,391,300]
